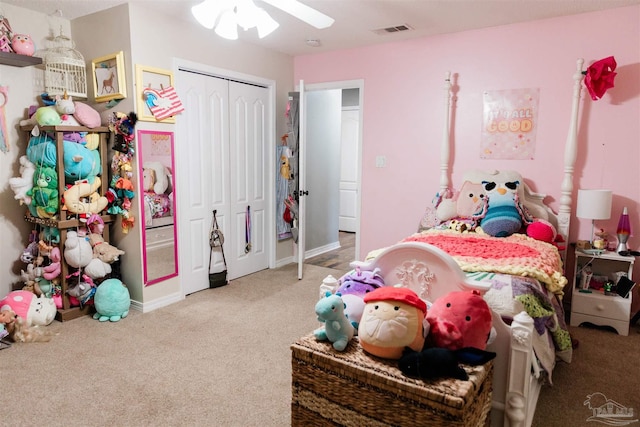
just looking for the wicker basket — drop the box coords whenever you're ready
[291,334,492,427]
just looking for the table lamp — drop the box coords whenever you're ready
[616,207,631,253]
[576,189,612,248]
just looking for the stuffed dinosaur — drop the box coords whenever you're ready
[314,291,355,351]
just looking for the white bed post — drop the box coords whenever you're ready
[440,71,452,193]
[558,58,585,261]
[503,312,536,427]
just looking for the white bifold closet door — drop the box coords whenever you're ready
[177,70,269,295]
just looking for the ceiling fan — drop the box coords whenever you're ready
[191,0,335,40]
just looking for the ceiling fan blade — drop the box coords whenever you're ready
[261,0,335,29]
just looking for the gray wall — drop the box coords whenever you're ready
[305,89,342,253]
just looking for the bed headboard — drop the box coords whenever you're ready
[438,60,586,261]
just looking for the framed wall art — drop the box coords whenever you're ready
[135,64,181,123]
[91,51,127,103]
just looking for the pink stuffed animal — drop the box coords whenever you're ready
[42,247,61,280]
[0,290,56,326]
[426,290,493,351]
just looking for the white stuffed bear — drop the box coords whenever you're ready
[84,259,112,280]
[9,155,36,205]
[64,231,93,268]
[143,161,171,194]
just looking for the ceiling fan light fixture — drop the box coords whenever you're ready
[256,9,280,38]
[261,0,335,29]
[191,0,222,29]
[235,0,260,30]
[192,0,333,40]
[215,10,239,40]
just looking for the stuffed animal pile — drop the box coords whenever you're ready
[314,273,497,381]
[12,92,107,223]
[422,176,565,249]
[5,98,130,324]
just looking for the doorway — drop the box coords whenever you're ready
[305,232,355,272]
[302,81,363,265]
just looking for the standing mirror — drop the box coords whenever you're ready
[138,130,178,285]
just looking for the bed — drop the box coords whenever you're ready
[347,60,587,427]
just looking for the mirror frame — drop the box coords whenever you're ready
[138,130,179,286]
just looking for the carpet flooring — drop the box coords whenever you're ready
[2,243,639,426]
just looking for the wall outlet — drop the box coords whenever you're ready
[375,155,386,168]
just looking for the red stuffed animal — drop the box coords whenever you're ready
[426,290,492,351]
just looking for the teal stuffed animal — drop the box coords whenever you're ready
[26,135,101,185]
[27,166,58,218]
[93,278,131,322]
[314,292,355,351]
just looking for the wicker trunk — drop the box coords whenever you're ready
[291,334,492,427]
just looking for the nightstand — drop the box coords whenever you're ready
[570,249,635,336]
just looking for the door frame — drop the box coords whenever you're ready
[172,58,278,293]
[299,79,364,261]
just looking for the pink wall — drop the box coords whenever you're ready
[295,6,640,261]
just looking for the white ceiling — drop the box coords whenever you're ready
[4,0,640,56]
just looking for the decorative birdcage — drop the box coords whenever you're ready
[38,29,87,98]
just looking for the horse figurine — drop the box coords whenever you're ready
[314,291,355,351]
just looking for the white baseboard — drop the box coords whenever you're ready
[129,291,184,314]
[304,241,341,259]
[275,256,295,268]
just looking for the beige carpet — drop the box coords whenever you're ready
[533,322,640,427]
[1,263,337,427]
[2,262,639,426]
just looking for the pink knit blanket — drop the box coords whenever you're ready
[402,230,567,295]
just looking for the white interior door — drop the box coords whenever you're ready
[296,80,306,279]
[228,81,269,278]
[339,108,359,232]
[176,67,271,294]
[177,71,228,296]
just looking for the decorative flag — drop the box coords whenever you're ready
[143,86,184,121]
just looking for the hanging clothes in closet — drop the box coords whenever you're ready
[276,92,300,241]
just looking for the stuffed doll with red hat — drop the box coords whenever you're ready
[359,286,428,360]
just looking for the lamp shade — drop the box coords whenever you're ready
[576,189,612,220]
